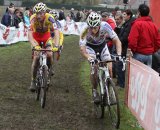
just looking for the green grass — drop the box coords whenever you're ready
[79,61,144,130]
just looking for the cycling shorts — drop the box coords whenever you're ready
[33,32,52,48]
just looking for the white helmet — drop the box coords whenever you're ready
[33,2,46,13]
[87,12,101,27]
[49,10,59,19]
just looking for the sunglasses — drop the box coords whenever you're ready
[90,26,99,29]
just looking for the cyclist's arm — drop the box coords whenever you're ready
[80,45,91,60]
[59,31,64,46]
[28,16,39,47]
[103,22,122,55]
[28,29,38,47]
[53,29,60,46]
[112,37,122,55]
[79,31,91,60]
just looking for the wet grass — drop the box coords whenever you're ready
[0,36,143,130]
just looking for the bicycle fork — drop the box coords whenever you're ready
[99,67,111,106]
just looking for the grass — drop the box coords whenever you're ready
[79,60,144,130]
[0,36,144,130]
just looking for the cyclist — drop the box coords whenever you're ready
[28,2,60,92]
[79,12,122,103]
[49,9,64,60]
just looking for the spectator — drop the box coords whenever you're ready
[128,4,160,67]
[14,9,22,28]
[114,14,124,35]
[81,8,87,21]
[5,3,14,12]
[120,9,135,57]
[76,9,84,22]
[70,8,76,21]
[101,12,116,30]
[24,8,30,27]
[59,7,65,20]
[117,9,135,88]
[29,7,33,17]
[101,11,116,53]
[1,6,15,27]
[152,50,160,73]
[113,14,124,79]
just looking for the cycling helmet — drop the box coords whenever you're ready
[33,2,46,13]
[87,12,101,27]
[49,10,59,19]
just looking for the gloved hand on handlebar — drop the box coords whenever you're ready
[34,45,41,50]
[88,57,98,64]
[114,55,123,61]
[52,45,59,52]
[118,55,123,61]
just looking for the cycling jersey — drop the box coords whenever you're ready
[79,21,118,47]
[29,13,58,47]
[50,19,64,46]
[30,13,57,33]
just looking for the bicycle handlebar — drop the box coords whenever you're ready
[32,49,58,52]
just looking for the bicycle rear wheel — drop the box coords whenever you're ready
[40,65,48,108]
[107,78,120,129]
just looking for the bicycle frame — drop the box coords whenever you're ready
[90,57,121,128]
[39,51,48,69]
[98,64,111,106]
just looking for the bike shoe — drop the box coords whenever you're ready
[92,89,101,104]
[29,80,36,92]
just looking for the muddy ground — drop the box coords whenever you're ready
[0,36,116,130]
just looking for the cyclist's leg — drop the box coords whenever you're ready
[86,46,97,89]
[100,44,112,77]
[30,49,40,91]
[86,46,100,102]
[59,31,64,47]
[45,38,54,69]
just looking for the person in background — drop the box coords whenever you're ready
[128,4,160,67]
[24,7,30,27]
[1,5,15,27]
[14,9,21,28]
[152,50,160,73]
[5,3,14,13]
[117,9,135,88]
[59,7,66,21]
[101,12,116,30]
[76,9,82,22]
[14,8,25,28]
[114,14,124,36]
[70,8,76,21]
[101,11,116,53]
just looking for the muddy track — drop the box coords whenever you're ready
[0,36,115,130]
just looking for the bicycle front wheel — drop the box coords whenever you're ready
[93,83,105,119]
[40,65,48,108]
[107,78,120,129]
[35,70,41,101]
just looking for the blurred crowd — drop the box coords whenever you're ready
[1,3,32,28]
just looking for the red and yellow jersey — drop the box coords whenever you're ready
[30,13,57,33]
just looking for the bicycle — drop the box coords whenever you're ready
[33,48,54,108]
[90,53,121,129]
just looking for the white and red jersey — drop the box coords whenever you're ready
[79,21,118,46]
